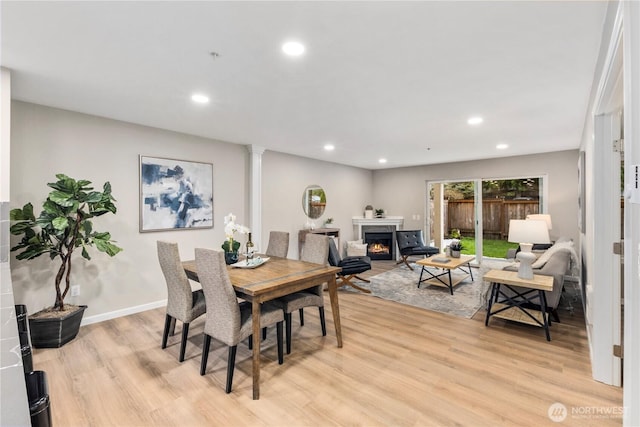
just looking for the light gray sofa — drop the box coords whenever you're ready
[502,240,574,322]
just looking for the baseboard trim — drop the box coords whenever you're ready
[81,300,167,326]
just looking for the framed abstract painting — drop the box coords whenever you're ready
[139,155,213,232]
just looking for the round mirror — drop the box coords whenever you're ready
[302,185,326,219]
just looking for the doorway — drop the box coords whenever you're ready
[428,177,547,262]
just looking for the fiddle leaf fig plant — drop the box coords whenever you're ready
[10,174,123,311]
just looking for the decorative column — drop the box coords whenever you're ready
[247,145,265,251]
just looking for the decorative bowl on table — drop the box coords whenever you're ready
[231,257,270,269]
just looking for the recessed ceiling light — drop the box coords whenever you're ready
[191,94,210,104]
[282,41,305,56]
[496,143,509,150]
[379,158,387,164]
[467,116,483,125]
[324,144,335,151]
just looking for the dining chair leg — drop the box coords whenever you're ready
[319,307,327,336]
[169,317,177,336]
[225,345,237,394]
[248,328,267,349]
[161,314,172,349]
[179,322,190,362]
[200,335,211,375]
[285,312,293,354]
[276,321,284,365]
[299,308,305,326]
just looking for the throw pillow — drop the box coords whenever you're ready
[531,240,574,269]
[346,241,368,257]
[344,239,361,256]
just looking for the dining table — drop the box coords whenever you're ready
[182,256,343,400]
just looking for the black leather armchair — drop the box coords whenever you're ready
[328,239,372,293]
[395,230,439,270]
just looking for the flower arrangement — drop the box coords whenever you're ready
[222,213,249,253]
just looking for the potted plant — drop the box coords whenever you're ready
[222,213,249,264]
[10,174,122,348]
[375,208,385,218]
[364,205,374,219]
[450,228,461,239]
[449,239,463,258]
[324,217,334,228]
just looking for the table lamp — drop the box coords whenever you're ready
[508,219,551,279]
[526,214,553,231]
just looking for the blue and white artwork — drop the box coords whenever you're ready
[140,156,213,231]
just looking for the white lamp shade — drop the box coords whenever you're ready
[526,214,553,230]
[508,219,550,245]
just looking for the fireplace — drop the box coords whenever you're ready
[364,232,394,260]
[353,217,403,261]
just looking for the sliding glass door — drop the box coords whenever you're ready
[427,176,546,262]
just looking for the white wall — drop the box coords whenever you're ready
[262,150,372,258]
[372,150,579,243]
[9,101,375,322]
[10,101,248,321]
[1,69,31,427]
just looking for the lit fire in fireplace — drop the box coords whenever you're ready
[370,243,390,254]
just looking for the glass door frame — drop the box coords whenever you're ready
[426,174,548,265]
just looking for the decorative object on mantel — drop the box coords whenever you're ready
[375,208,385,218]
[324,217,334,227]
[9,174,123,347]
[449,240,463,258]
[364,205,374,219]
[222,213,249,264]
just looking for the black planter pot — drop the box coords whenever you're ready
[29,305,87,348]
[224,251,239,265]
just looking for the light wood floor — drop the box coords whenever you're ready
[33,260,622,426]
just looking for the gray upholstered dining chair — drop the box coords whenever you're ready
[195,248,284,393]
[157,241,206,362]
[273,233,329,354]
[265,231,289,258]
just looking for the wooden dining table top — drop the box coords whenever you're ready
[182,256,342,299]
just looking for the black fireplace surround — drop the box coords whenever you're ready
[364,232,394,260]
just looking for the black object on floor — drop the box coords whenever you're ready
[25,370,52,427]
[15,304,33,373]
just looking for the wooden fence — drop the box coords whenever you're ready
[445,199,540,240]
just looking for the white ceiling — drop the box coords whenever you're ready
[1,1,608,170]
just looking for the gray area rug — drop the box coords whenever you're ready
[346,258,512,319]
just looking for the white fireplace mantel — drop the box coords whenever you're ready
[352,216,404,260]
[352,216,404,240]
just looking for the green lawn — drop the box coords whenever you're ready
[459,236,518,258]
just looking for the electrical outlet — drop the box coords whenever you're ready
[71,285,80,297]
